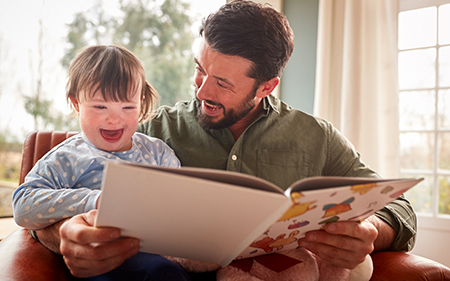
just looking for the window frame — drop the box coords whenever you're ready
[399,0,450,231]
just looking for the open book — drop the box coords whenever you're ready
[95,162,422,267]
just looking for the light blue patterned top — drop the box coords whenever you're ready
[12,132,180,230]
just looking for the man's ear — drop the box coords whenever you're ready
[255,77,280,99]
[69,97,80,112]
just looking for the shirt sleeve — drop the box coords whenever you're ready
[375,195,417,251]
[325,122,417,251]
[12,152,100,230]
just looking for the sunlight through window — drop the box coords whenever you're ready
[399,2,450,216]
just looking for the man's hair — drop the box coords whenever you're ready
[199,0,294,85]
[66,45,157,122]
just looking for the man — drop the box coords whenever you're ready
[35,1,416,280]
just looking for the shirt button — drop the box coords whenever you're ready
[231,155,238,161]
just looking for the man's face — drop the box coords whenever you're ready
[194,40,259,130]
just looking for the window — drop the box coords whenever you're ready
[399,0,450,227]
[0,0,224,218]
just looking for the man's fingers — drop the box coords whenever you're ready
[314,221,377,254]
[63,255,120,278]
[61,234,139,260]
[298,220,378,269]
[61,236,140,277]
[299,237,365,269]
[60,210,121,245]
[63,247,137,278]
[59,210,141,277]
[323,220,378,245]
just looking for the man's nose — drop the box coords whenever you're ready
[195,76,215,101]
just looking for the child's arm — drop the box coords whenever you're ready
[12,157,101,230]
[146,136,181,168]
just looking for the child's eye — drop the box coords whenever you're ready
[95,105,106,109]
[123,106,136,110]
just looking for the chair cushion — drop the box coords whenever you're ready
[370,251,450,281]
[0,228,76,281]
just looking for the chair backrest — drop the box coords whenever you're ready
[19,131,79,185]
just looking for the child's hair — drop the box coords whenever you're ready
[66,45,157,122]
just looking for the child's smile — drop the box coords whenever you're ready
[100,129,124,143]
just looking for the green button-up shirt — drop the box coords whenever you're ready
[138,94,416,251]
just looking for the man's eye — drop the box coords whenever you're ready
[217,80,229,89]
[195,66,205,74]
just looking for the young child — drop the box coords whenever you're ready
[12,45,181,230]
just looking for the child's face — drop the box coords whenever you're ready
[71,85,142,152]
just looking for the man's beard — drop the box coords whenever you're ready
[195,86,257,130]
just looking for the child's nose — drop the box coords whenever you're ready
[106,111,121,124]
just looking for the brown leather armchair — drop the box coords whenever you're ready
[1,130,449,281]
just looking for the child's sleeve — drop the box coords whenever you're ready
[157,140,181,168]
[12,154,101,230]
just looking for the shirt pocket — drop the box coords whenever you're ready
[256,149,309,190]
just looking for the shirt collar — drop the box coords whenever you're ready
[263,94,280,115]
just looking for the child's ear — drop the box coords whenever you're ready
[69,97,80,112]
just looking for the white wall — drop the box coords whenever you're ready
[281,0,319,114]
[410,216,450,267]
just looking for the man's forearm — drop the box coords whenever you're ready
[367,215,396,252]
[35,219,69,255]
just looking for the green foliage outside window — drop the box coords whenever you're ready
[0,0,197,217]
[63,0,196,107]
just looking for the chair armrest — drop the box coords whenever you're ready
[0,228,76,281]
[370,251,450,281]
[2,228,449,280]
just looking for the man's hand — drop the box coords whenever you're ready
[298,217,380,269]
[59,210,140,278]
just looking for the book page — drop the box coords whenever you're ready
[125,163,285,194]
[287,176,403,192]
[238,177,422,259]
[95,162,292,266]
